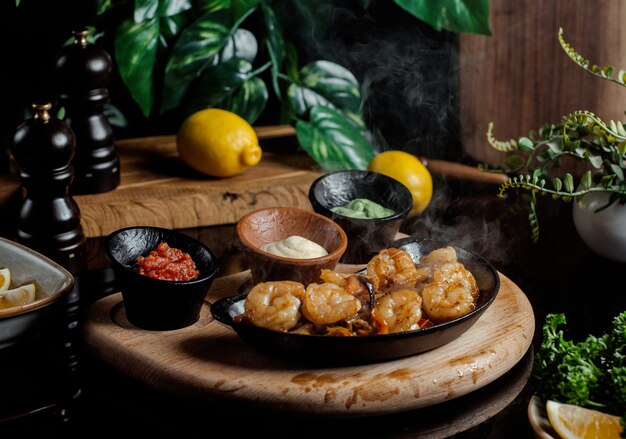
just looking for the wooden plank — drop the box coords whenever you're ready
[0,134,323,238]
[82,270,534,418]
[459,0,626,165]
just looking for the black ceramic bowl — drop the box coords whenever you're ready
[0,237,74,349]
[105,226,219,331]
[308,170,413,264]
[211,237,500,365]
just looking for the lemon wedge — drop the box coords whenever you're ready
[0,268,10,291]
[0,283,36,310]
[546,400,623,439]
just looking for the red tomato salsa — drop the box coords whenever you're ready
[136,242,200,281]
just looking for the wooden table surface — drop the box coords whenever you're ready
[0,135,323,238]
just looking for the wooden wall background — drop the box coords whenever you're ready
[459,0,626,164]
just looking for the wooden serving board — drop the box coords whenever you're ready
[82,269,534,418]
[0,134,322,238]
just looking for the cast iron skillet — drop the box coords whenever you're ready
[211,237,500,365]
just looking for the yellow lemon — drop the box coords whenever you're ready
[0,268,10,291]
[176,108,262,178]
[367,150,433,217]
[546,400,623,439]
[0,283,36,310]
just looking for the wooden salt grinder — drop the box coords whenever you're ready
[55,29,120,194]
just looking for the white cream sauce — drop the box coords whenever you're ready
[261,235,328,259]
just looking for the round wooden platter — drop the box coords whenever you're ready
[82,269,534,418]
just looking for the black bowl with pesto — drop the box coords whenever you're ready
[308,170,413,264]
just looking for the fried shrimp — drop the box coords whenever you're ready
[320,269,375,311]
[243,281,305,331]
[372,288,423,334]
[319,268,350,287]
[366,247,422,294]
[301,282,361,325]
[414,246,459,280]
[421,262,479,323]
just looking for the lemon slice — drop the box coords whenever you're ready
[0,283,36,310]
[546,399,623,439]
[0,268,10,291]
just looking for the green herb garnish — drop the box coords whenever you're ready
[532,312,626,436]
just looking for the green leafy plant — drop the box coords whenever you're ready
[483,28,626,242]
[90,0,490,172]
[532,312,626,435]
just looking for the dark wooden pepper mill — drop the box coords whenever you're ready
[11,101,87,389]
[55,29,120,194]
[11,102,87,273]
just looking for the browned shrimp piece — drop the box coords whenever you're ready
[372,288,423,334]
[301,282,361,325]
[243,281,305,331]
[415,246,459,281]
[320,269,375,312]
[319,269,350,287]
[421,262,479,323]
[366,248,423,294]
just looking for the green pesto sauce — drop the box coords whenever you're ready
[330,198,395,219]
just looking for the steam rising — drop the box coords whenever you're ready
[406,185,514,267]
[282,3,463,160]
[280,4,509,263]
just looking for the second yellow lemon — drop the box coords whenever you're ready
[367,150,433,217]
[177,108,262,178]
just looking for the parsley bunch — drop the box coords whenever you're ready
[532,312,626,435]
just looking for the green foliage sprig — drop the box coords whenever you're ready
[483,28,626,242]
[533,312,626,435]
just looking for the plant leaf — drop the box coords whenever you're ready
[196,0,231,15]
[161,11,233,112]
[359,0,374,8]
[218,76,268,123]
[96,0,125,15]
[219,28,257,64]
[261,1,285,98]
[232,0,260,19]
[103,103,128,128]
[115,18,159,117]
[160,12,194,42]
[564,173,574,193]
[288,60,364,127]
[518,137,535,151]
[580,170,592,191]
[135,0,158,21]
[186,58,267,123]
[295,105,375,172]
[135,0,191,22]
[393,0,491,35]
[610,164,625,181]
[589,154,603,168]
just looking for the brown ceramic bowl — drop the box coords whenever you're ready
[236,207,348,285]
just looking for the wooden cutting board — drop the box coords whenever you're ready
[0,133,322,238]
[82,269,534,417]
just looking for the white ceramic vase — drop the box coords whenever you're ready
[572,191,626,263]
